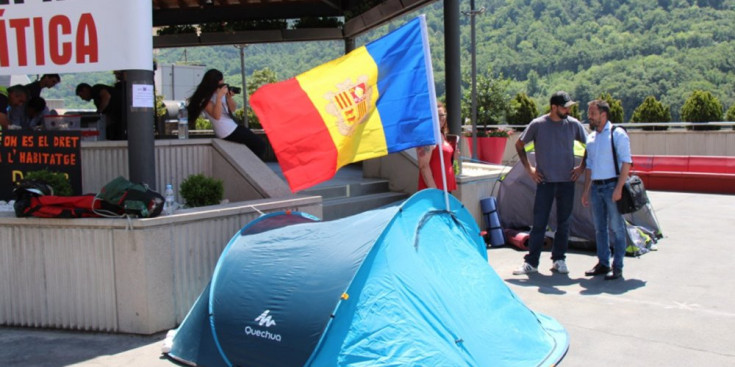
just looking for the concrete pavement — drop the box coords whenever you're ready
[1,190,734,366]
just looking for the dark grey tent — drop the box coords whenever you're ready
[497,152,663,254]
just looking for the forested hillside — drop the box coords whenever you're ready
[45,0,735,121]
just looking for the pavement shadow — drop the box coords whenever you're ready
[0,327,167,367]
[505,272,647,296]
[504,272,583,295]
[579,276,647,295]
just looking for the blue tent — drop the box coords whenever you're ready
[165,189,568,367]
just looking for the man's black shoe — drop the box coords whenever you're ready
[585,263,611,276]
[604,269,623,280]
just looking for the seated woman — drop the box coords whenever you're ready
[417,101,457,192]
[186,69,265,158]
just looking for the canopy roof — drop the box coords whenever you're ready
[152,0,437,47]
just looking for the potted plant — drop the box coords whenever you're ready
[462,128,512,164]
[180,174,224,208]
[461,72,512,164]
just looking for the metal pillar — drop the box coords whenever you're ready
[345,37,355,54]
[464,0,485,160]
[125,69,157,190]
[444,0,461,137]
[235,44,249,127]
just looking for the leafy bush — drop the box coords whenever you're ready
[631,96,671,131]
[727,104,735,121]
[180,174,224,207]
[155,95,167,118]
[293,17,343,28]
[156,25,196,36]
[195,116,212,130]
[24,169,72,196]
[681,90,722,131]
[234,108,262,129]
[598,92,624,123]
[726,104,735,130]
[506,92,538,126]
[461,71,511,129]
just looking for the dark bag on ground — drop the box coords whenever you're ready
[97,176,164,218]
[611,126,649,214]
[617,175,648,214]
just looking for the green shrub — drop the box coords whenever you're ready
[506,92,538,126]
[681,90,723,131]
[180,174,224,207]
[24,169,72,196]
[598,92,624,123]
[725,104,735,130]
[195,116,212,130]
[631,96,671,131]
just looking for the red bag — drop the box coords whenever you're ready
[19,194,105,218]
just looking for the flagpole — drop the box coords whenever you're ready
[418,15,451,212]
[435,123,451,212]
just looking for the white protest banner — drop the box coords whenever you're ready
[0,0,152,75]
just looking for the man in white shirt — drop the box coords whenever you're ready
[581,99,632,280]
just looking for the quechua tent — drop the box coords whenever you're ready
[165,189,569,367]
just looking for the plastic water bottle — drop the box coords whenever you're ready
[164,184,176,215]
[177,102,188,139]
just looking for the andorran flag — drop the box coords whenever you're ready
[251,16,439,192]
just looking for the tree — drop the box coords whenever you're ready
[598,92,624,123]
[631,96,671,131]
[526,70,541,96]
[506,92,539,126]
[725,104,735,121]
[238,67,278,128]
[461,71,511,135]
[681,90,723,131]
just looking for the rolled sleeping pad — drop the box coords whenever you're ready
[503,228,530,250]
[480,197,505,247]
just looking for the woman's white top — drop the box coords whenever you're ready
[202,94,237,138]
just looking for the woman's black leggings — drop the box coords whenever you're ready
[223,125,266,158]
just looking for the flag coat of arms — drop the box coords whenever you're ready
[251,16,439,192]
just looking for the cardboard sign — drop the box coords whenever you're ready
[0,0,152,74]
[0,130,82,201]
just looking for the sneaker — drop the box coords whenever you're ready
[512,262,538,275]
[551,260,569,274]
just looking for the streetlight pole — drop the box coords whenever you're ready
[463,0,485,161]
[234,44,249,127]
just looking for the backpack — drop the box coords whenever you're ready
[96,176,164,218]
[12,179,115,218]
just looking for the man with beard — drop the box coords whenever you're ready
[581,100,631,280]
[512,91,588,276]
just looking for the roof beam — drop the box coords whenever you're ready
[153,3,342,27]
[319,0,341,10]
[343,0,436,38]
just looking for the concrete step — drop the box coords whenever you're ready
[321,191,408,221]
[304,180,391,200]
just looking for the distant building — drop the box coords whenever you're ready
[154,64,206,101]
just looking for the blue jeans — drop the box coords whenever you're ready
[589,181,627,270]
[524,182,575,268]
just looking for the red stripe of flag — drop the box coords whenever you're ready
[250,79,338,191]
